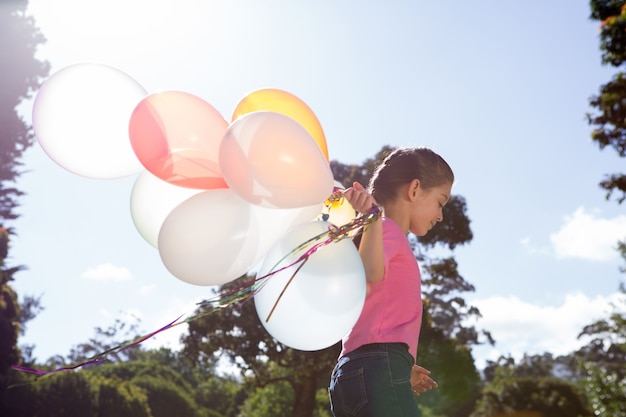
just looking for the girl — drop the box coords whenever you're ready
[328,147,454,417]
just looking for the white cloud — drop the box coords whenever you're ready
[520,236,550,256]
[468,292,624,369]
[81,262,133,282]
[550,207,626,262]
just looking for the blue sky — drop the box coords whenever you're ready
[11,0,626,370]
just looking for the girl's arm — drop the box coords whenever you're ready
[343,182,384,284]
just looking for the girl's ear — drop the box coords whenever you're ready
[408,179,421,201]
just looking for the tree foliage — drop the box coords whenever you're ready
[471,357,593,417]
[575,276,626,415]
[0,0,49,219]
[0,1,49,413]
[0,229,21,374]
[588,0,626,202]
[579,361,626,417]
[470,375,592,417]
[581,3,626,413]
[6,346,248,417]
[482,353,580,384]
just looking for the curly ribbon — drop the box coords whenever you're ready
[12,188,381,377]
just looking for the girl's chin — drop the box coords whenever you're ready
[412,229,428,237]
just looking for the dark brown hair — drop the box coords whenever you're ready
[368,147,454,206]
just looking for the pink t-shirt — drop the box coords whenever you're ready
[340,217,423,361]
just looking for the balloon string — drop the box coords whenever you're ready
[265,258,308,322]
[11,315,185,376]
[11,189,381,378]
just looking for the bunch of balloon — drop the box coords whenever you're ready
[127,87,339,288]
[32,65,366,350]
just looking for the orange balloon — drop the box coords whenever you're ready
[231,88,329,161]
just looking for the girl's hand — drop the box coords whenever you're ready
[411,365,438,395]
[343,182,377,214]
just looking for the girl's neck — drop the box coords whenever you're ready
[382,203,410,234]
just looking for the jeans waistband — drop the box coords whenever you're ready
[352,342,409,355]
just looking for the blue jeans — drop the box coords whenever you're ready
[328,343,419,417]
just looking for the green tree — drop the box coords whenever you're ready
[575,267,626,415]
[0,0,49,220]
[579,361,626,417]
[470,372,592,417]
[0,0,49,412]
[588,0,626,202]
[576,281,626,377]
[238,378,294,417]
[482,352,581,384]
[91,360,203,417]
[17,360,185,417]
[194,373,244,417]
[235,361,333,417]
[184,146,486,417]
[0,229,20,374]
[32,371,97,417]
[130,348,243,417]
[580,5,626,412]
[87,374,152,417]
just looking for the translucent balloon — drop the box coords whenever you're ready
[32,63,147,178]
[130,170,203,247]
[158,189,259,286]
[129,91,229,189]
[232,88,329,161]
[254,221,366,351]
[219,111,334,209]
[251,203,323,262]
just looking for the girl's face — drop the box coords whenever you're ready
[409,182,452,236]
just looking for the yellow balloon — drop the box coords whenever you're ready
[231,88,329,161]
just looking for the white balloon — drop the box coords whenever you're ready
[254,221,366,351]
[32,63,146,178]
[158,189,259,286]
[130,170,202,247]
[251,203,322,263]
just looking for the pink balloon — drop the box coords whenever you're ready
[219,111,334,208]
[129,91,229,189]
